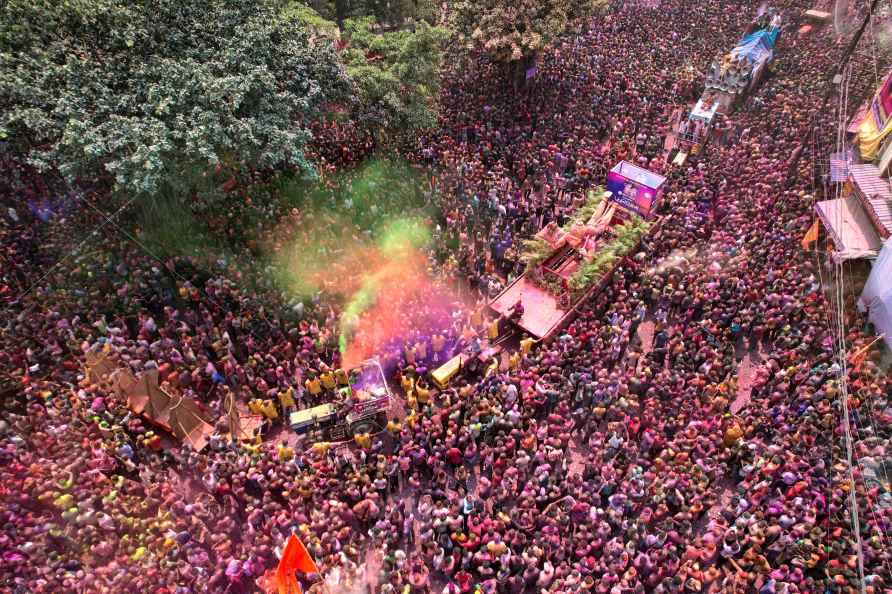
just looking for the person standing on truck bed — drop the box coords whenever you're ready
[319,367,336,392]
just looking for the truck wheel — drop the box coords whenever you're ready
[351,420,379,436]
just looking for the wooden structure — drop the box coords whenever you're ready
[84,346,227,451]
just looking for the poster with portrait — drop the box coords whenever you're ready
[606,171,657,219]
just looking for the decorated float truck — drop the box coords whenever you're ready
[676,14,781,161]
[289,359,391,440]
[433,164,665,389]
[489,184,656,339]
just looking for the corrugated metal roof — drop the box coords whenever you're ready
[849,164,892,238]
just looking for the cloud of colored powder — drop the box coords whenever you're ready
[338,217,436,368]
[268,157,468,369]
[273,210,467,369]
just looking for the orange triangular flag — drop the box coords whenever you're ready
[801,218,819,250]
[276,534,319,594]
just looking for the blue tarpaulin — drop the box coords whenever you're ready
[731,27,779,69]
[740,27,780,49]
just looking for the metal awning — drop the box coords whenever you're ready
[880,138,892,176]
[829,150,853,183]
[815,196,882,260]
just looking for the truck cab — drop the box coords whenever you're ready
[289,359,392,441]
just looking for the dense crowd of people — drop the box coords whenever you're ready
[2,0,892,593]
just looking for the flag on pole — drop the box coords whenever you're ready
[847,334,885,372]
[849,346,869,372]
[801,218,819,250]
[276,534,319,594]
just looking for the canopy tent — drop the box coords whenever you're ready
[879,136,892,176]
[815,196,882,260]
[123,372,214,450]
[123,368,174,429]
[223,392,263,443]
[84,343,226,452]
[166,395,216,451]
[84,348,117,386]
[859,239,892,351]
[830,150,854,183]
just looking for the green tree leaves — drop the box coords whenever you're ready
[341,17,447,141]
[286,4,446,143]
[0,0,350,197]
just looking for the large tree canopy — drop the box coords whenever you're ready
[450,0,603,62]
[0,0,350,196]
[287,4,446,141]
[299,0,437,30]
[341,17,447,140]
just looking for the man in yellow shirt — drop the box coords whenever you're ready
[723,420,744,447]
[277,442,294,461]
[488,318,500,341]
[320,370,336,391]
[406,389,418,410]
[520,335,536,356]
[278,387,295,413]
[415,380,431,407]
[484,356,499,378]
[310,441,331,457]
[354,432,371,450]
[305,375,322,399]
[248,398,264,416]
[509,350,521,370]
[261,399,279,421]
[386,418,402,437]
[400,371,415,396]
[334,367,349,386]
